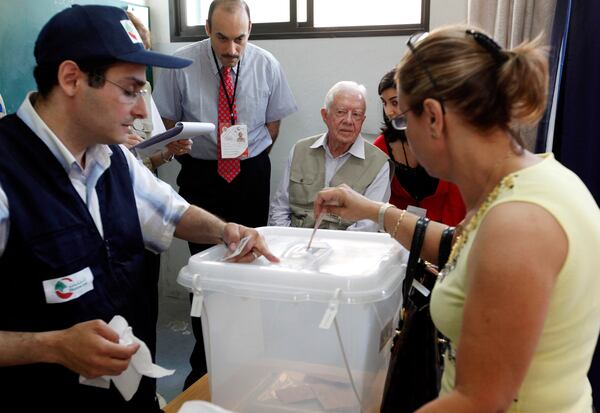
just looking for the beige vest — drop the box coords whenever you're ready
[289,134,390,229]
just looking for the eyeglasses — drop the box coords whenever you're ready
[332,108,365,122]
[100,76,147,104]
[390,107,412,131]
[406,32,446,115]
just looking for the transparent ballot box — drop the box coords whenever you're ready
[178,227,409,412]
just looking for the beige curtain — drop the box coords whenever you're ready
[467,0,557,47]
[467,0,557,149]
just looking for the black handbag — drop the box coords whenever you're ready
[380,218,454,413]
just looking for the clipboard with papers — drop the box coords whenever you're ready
[134,121,215,157]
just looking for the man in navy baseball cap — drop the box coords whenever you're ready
[0,4,275,412]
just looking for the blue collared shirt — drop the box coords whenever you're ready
[153,38,298,159]
[0,92,190,256]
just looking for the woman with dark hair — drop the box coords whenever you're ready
[373,70,465,225]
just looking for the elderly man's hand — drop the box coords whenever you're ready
[222,223,279,263]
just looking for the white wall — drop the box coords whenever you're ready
[148,0,468,298]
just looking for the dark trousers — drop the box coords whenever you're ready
[176,150,271,389]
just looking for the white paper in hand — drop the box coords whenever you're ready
[79,315,175,401]
[221,236,251,261]
[134,122,215,157]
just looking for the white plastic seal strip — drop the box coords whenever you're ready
[319,288,341,330]
[191,274,204,318]
[79,315,175,401]
[318,288,363,407]
[334,317,362,408]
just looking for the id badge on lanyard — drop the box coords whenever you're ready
[220,123,249,159]
[215,50,249,160]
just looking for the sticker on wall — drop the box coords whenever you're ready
[0,94,6,118]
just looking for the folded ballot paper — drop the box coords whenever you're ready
[79,315,175,401]
[134,121,215,157]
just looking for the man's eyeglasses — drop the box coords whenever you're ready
[332,108,365,122]
[100,76,147,104]
[390,107,412,131]
[406,32,446,115]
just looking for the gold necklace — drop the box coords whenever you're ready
[440,173,516,280]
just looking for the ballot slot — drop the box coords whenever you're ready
[279,241,333,271]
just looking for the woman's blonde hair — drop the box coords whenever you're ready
[396,25,548,140]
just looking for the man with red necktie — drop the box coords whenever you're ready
[216,65,242,182]
[153,0,297,389]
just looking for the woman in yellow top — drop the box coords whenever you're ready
[314,25,600,413]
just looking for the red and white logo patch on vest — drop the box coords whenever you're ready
[43,267,94,304]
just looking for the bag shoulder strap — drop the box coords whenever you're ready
[404,217,430,302]
[438,226,455,268]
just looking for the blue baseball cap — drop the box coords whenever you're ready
[34,4,192,69]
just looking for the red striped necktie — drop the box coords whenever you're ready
[217,66,240,183]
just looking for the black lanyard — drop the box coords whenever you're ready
[212,48,240,125]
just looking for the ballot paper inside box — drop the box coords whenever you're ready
[178,227,409,413]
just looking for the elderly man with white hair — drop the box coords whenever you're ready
[269,81,391,231]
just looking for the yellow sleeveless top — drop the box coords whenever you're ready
[430,154,600,413]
